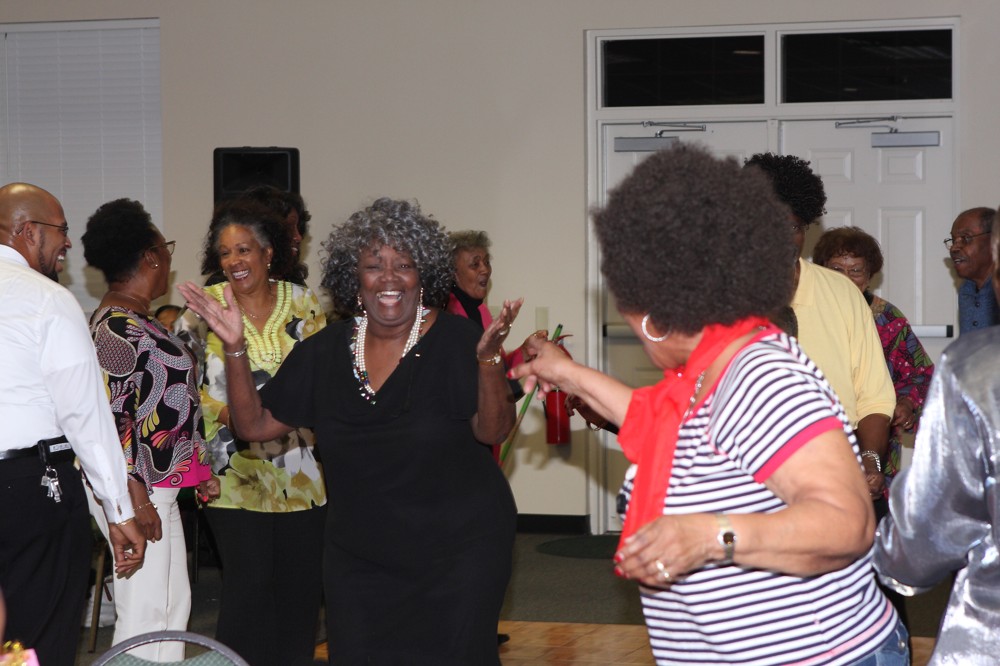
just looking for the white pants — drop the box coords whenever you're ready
[87,485,191,662]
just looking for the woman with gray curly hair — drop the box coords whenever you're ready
[511,144,906,665]
[180,197,521,664]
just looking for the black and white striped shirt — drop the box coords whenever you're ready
[619,332,895,665]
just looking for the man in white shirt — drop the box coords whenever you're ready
[0,182,146,666]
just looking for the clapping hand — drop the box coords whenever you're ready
[476,298,523,361]
[177,282,245,350]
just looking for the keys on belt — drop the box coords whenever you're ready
[41,465,63,502]
[36,436,69,503]
[0,436,72,503]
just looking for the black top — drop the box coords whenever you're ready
[450,285,485,328]
[259,312,516,568]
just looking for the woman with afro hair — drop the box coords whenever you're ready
[512,144,907,665]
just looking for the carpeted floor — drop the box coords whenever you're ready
[519,532,953,637]
[534,534,619,560]
[501,533,645,625]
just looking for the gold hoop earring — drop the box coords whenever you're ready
[641,313,670,342]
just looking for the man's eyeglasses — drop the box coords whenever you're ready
[28,220,70,236]
[944,231,991,249]
[149,240,176,256]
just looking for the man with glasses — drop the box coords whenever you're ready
[947,207,998,333]
[0,182,146,666]
[875,213,1000,664]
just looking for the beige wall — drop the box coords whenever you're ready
[5,1,1000,519]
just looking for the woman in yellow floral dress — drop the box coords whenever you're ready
[177,199,326,666]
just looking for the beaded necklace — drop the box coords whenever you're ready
[240,280,288,371]
[683,370,707,419]
[352,302,428,404]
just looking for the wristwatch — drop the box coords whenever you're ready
[715,513,736,565]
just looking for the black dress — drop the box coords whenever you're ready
[259,313,517,665]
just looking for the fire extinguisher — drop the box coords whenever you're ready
[544,335,572,445]
[545,389,570,444]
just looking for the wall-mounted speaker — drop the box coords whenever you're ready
[213,147,300,202]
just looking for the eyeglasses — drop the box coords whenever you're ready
[28,220,70,236]
[149,240,176,256]
[791,222,811,232]
[943,231,991,249]
[826,265,868,278]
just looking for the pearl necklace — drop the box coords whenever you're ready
[353,304,428,404]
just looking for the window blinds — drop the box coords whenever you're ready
[0,21,162,309]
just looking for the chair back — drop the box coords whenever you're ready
[91,631,249,666]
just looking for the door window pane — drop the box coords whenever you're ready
[602,36,764,107]
[782,30,951,103]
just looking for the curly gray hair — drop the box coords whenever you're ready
[321,197,454,317]
[448,230,491,256]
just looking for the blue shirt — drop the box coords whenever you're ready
[958,277,999,334]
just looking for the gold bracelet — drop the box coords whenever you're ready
[115,517,135,527]
[135,502,157,511]
[477,352,502,366]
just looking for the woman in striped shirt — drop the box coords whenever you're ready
[512,144,907,665]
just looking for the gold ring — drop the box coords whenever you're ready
[499,327,510,335]
[654,560,671,582]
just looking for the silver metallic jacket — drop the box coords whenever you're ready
[874,326,1000,666]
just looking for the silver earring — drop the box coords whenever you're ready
[152,263,159,269]
[356,294,365,313]
[419,287,424,305]
[641,313,669,342]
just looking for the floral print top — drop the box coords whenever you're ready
[868,293,935,481]
[177,280,327,512]
[91,306,211,489]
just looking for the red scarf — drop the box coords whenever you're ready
[617,316,777,548]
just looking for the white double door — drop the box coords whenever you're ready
[595,116,954,533]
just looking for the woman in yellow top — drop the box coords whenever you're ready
[177,199,326,666]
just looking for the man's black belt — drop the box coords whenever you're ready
[0,436,74,463]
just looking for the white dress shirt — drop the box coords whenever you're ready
[0,244,132,522]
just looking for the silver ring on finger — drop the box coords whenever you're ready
[654,560,671,582]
